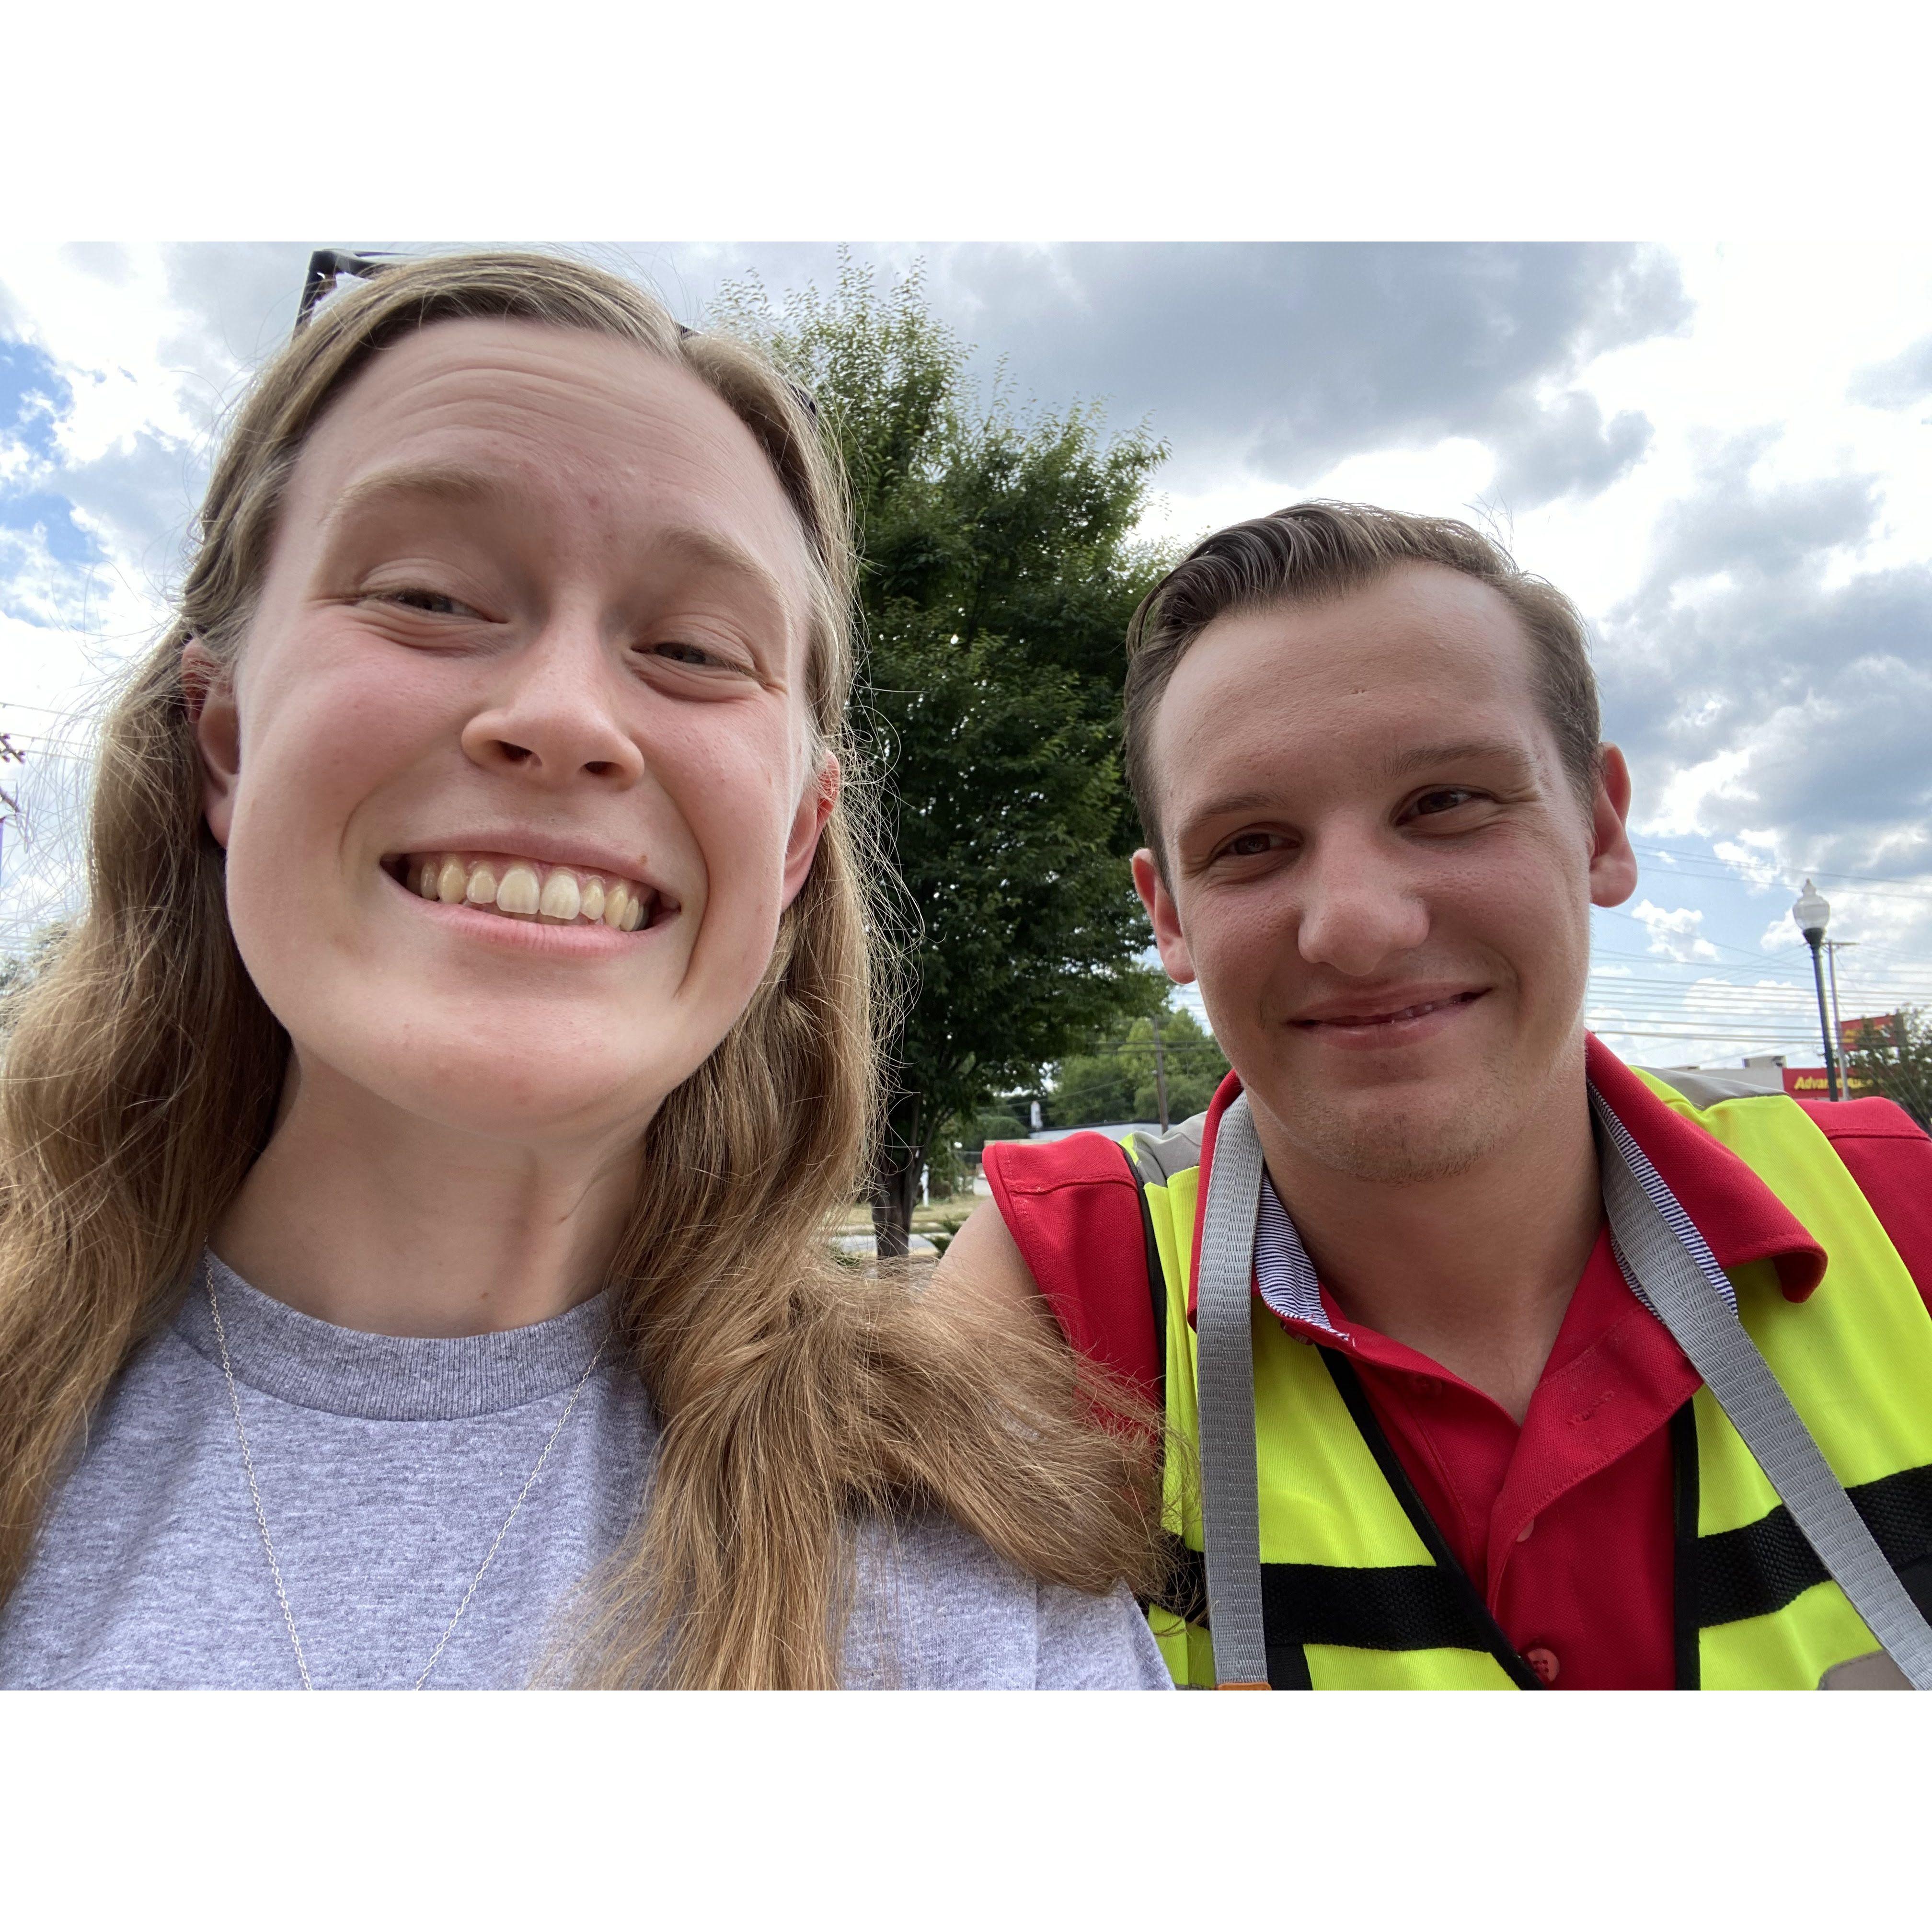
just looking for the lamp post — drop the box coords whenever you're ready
[1793,879,1840,1101]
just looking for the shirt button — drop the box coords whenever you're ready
[1409,1374,1438,1398]
[1524,1645,1560,1685]
[1517,1517,1536,1543]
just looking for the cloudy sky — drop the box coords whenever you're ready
[3,241,1929,1080]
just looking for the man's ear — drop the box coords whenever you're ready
[1587,743,1639,909]
[180,640,241,851]
[1132,846,1196,984]
[781,751,840,909]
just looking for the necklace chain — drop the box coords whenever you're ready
[206,1276,607,1691]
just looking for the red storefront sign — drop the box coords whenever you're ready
[1783,1067,1874,1099]
[1840,1013,1899,1054]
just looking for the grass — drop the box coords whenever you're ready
[836,1190,980,1233]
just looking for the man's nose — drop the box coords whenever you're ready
[460,614,645,788]
[1294,829,1430,977]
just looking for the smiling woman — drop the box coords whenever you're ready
[0,251,1168,1690]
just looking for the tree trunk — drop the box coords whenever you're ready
[870,1091,924,1260]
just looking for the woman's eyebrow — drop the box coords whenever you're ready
[649,525,792,626]
[320,470,792,615]
[322,461,501,533]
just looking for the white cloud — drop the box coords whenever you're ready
[1712,836,1785,892]
[1757,915,1809,954]
[1643,747,1751,838]
[1631,899,1720,962]
[1,247,210,458]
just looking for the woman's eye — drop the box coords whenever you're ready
[376,588,474,618]
[645,639,753,676]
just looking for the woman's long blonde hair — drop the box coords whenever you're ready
[0,251,1160,1686]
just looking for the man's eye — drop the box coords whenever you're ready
[1413,788,1481,816]
[1223,831,1280,859]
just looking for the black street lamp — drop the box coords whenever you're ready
[1793,879,1840,1101]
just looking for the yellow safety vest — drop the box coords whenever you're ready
[1127,1072,1932,1689]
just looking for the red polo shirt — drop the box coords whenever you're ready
[983,1037,1932,1689]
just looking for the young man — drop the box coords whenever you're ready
[939,501,1932,1690]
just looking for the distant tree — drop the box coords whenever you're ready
[1046,1000,1230,1129]
[968,1109,1027,1150]
[714,259,1173,1254]
[1045,1044,1137,1129]
[0,919,70,1038]
[1845,1005,1932,1130]
[1130,1006,1231,1125]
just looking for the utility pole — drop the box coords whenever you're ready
[1150,1012,1170,1132]
[0,732,23,891]
[1824,940,1856,1082]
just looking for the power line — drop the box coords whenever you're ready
[1633,840,1932,895]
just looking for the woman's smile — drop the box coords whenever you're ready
[378,853,680,959]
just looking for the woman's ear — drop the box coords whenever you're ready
[180,640,241,850]
[782,752,840,910]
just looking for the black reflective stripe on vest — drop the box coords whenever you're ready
[1120,1141,1170,1398]
[1149,1357,1544,1689]
[1149,1541,1314,1688]
[1690,1460,1932,1630]
[1319,1353,1544,1688]
[1671,1401,1702,1690]
[1154,1529,1534,1687]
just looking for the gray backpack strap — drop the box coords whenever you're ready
[1593,1091,1932,1690]
[1194,1094,1271,1688]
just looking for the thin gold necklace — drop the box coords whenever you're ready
[206,1275,607,1690]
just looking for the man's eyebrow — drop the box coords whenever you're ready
[1175,740,1538,842]
[1380,738,1537,782]
[1173,789,1283,844]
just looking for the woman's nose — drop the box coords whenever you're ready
[460,617,645,787]
[1294,834,1430,977]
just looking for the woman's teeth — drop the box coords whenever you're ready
[405,853,652,931]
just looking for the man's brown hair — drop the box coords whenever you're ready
[1123,500,1602,864]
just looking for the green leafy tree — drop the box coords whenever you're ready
[714,259,1172,1253]
[1844,1005,1932,1130]
[1045,1046,1136,1127]
[967,1109,1027,1149]
[1047,1000,1230,1129]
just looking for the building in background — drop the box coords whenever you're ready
[1637,1053,1874,1101]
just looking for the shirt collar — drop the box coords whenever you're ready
[1188,1036,1828,1329]
[1584,1035,1826,1297]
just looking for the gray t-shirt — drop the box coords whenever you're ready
[0,1256,1171,1691]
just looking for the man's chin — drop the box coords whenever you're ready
[1282,1096,1509,1186]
